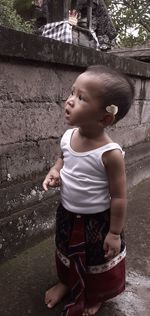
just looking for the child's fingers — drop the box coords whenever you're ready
[48,177,61,187]
[104,246,119,260]
[103,240,108,253]
[43,180,48,191]
[43,175,61,190]
[43,177,54,190]
[105,249,115,259]
[49,178,57,186]
[103,243,112,259]
[103,241,115,259]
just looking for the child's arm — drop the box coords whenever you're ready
[103,149,127,260]
[43,155,64,191]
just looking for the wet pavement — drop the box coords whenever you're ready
[0,178,150,316]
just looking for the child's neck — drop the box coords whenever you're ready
[78,126,104,139]
[70,127,112,153]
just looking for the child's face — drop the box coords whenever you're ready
[65,72,105,127]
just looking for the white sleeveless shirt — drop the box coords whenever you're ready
[60,128,124,214]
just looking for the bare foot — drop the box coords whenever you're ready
[45,282,69,309]
[82,302,102,316]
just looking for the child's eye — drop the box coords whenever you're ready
[79,95,84,101]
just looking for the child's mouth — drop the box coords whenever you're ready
[65,109,70,117]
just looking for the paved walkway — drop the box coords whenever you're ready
[0,178,150,316]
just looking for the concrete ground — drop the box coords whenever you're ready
[0,178,150,316]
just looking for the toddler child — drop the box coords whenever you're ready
[43,65,134,316]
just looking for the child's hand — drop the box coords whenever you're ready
[103,232,121,261]
[43,168,61,191]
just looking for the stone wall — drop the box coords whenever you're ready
[0,26,150,260]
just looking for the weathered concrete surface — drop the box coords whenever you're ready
[0,26,150,77]
[0,192,59,262]
[0,178,150,316]
[0,25,150,266]
[0,140,150,262]
[108,46,150,63]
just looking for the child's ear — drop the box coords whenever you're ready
[100,114,115,127]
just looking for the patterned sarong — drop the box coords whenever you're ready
[55,203,126,315]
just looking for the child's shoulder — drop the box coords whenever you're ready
[100,142,124,154]
[61,128,77,146]
[62,128,76,139]
[102,143,125,167]
[63,128,76,135]
[101,142,125,159]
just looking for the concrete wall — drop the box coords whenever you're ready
[0,26,150,261]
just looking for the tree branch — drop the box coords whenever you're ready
[139,18,150,32]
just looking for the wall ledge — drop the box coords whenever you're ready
[0,26,150,77]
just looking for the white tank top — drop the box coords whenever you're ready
[60,128,124,214]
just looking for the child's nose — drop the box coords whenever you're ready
[66,96,74,107]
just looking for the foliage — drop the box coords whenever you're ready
[14,0,33,11]
[0,0,149,47]
[105,0,150,47]
[13,0,34,20]
[0,0,33,33]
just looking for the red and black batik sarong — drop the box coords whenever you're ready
[55,203,126,316]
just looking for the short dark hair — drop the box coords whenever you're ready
[85,65,135,124]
